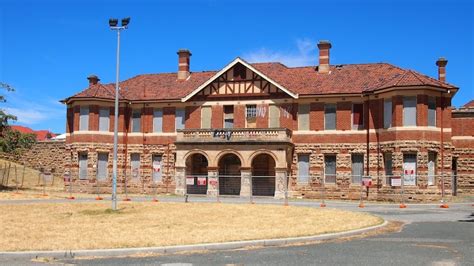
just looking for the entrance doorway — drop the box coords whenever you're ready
[218,154,241,195]
[251,154,275,196]
[185,153,208,194]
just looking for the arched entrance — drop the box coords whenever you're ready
[251,153,276,196]
[185,153,208,194]
[218,154,241,195]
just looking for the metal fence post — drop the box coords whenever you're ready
[5,162,11,187]
[358,176,365,208]
[21,165,25,188]
[249,175,254,204]
[320,171,326,208]
[14,165,19,194]
[400,174,406,208]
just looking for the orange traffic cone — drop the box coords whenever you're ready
[399,203,407,208]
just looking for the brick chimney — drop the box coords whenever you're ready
[87,75,100,86]
[436,57,448,83]
[177,49,192,80]
[317,40,332,74]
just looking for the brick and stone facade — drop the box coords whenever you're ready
[60,40,473,201]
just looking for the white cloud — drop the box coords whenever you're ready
[242,38,316,67]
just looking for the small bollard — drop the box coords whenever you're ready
[185,194,189,203]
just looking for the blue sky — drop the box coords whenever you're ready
[0,0,472,133]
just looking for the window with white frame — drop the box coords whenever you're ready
[131,109,141,132]
[428,97,436,127]
[297,154,310,183]
[246,104,257,128]
[224,105,234,129]
[384,99,392,129]
[153,108,163,133]
[175,108,185,130]
[99,108,110,132]
[403,96,417,126]
[298,104,310,130]
[79,106,89,131]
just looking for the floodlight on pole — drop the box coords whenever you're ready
[109,17,130,211]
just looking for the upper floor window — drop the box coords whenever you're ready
[246,104,257,128]
[201,106,212,129]
[384,99,392,129]
[79,106,89,131]
[131,109,141,132]
[403,96,417,126]
[175,108,185,130]
[153,108,163,133]
[428,97,436,127]
[324,104,336,130]
[269,104,280,128]
[224,105,234,129]
[352,103,364,130]
[298,104,310,130]
[99,108,110,132]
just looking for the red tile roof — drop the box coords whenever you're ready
[463,100,474,108]
[10,126,57,141]
[64,61,456,102]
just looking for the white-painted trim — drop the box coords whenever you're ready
[70,131,177,136]
[452,136,474,140]
[181,57,298,102]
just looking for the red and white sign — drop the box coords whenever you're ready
[391,176,402,187]
[153,162,161,173]
[362,177,372,187]
[197,177,207,186]
[186,177,195,185]
[209,179,218,186]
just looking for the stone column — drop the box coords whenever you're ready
[274,168,288,199]
[207,168,219,197]
[240,167,252,197]
[175,166,186,195]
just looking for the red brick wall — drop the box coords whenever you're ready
[452,116,474,136]
[212,105,223,128]
[66,107,73,133]
[110,107,115,133]
[393,96,403,127]
[234,105,245,128]
[310,102,324,131]
[280,103,297,130]
[417,95,428,127]
[368,99,383,129]
[185,106,201,129]
[73,106,80,131]
[443,97,452,128]
[163,107,176,132]
[256,104,268,128]
[89,105,99,131]
[336,102,351,130]
[142,107,153,133]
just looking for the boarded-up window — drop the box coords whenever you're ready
[324,155,336,183]
[152,154,163,183]
[384,99,392,129]
[79,106,89,131]
[428,97,436,127]
[224,105,234,129]
[97,153,108,181]
[403,154,417,186]
[201,106,212,129]
[351,154,364,184]
[131,109,141,132]
[352,103,364,130]
[384,153,393,185]
[297,154,310,183]
[403,96,417,126]
[99,108,110,132]
[175,108,185,130]
[428,152,436,186]
[298,104,310,130]
[153,108,163,133]
[79,153,88,180]
[131,153,140,180]
[324,104,336,130]
[269,104,280,127]
[246,104,257,128]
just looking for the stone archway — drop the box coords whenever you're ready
[251,153,276,196]
[218,154,241,195]
[185,153,208,194]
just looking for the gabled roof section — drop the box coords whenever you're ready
[181,57,298,102]
[62,83,117,103]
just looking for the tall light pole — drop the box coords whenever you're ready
[109,17,130,210]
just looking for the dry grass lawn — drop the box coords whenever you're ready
[0,202,382,251]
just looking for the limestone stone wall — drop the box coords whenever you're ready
[0,141,66,177]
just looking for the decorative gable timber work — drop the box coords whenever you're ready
[181,57,298,102]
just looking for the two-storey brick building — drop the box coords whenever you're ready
[62,41,473,201]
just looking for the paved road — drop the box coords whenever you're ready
[1,198,473,265]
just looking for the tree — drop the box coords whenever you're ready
[0,129,36,153]
[0,82,17,133]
